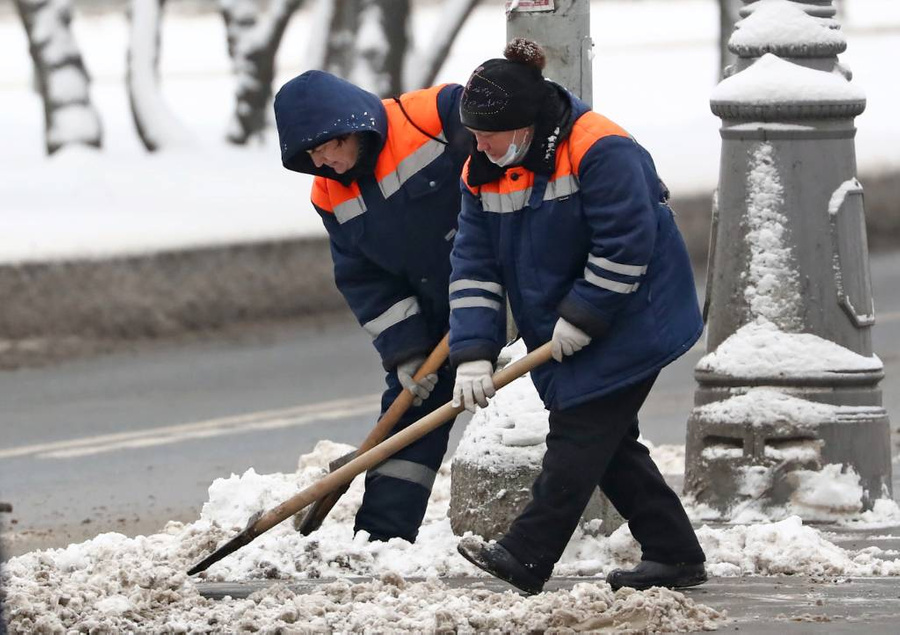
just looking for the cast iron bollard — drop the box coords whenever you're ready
[685,0,892,518]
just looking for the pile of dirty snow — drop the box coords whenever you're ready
[3,439,899,633]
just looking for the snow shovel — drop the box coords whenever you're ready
[187,341,553,576]
[292,334,451,535]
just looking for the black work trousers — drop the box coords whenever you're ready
[500,373,705,581]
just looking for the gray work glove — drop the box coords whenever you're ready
[397,355,438,406]
[452,360,496,413]
[551,317,592,362]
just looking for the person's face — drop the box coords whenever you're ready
[307,135,359,174]
[466,126,531,162]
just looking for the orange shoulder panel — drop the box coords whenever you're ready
[564,111,631,175]
[311,175,363,213]
[376,85,447,181]
[311,176,333,213]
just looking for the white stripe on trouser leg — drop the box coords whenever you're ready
[363,297,421,337]
[370,459,437,490]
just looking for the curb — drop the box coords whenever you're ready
[2,171,897,342]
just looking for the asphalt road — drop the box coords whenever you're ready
[1,251,899,558]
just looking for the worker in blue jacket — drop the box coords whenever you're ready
[274,71,470,543]
[451,39,707,594]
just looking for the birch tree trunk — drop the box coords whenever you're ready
[405,0,480,91]
[127,0,192,152]
[14,0,102,155]
[221,0,306,145]
[324,0,409,97]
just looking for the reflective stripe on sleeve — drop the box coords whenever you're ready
[363,296,421,337]
[449,279,504,297]
[378,135,448,199]
[584,268,641,294]
[450,297,503,311]
[334,197,367,224]
[543,174,579,201]
[370,459,437,490]
[587,254,648,277]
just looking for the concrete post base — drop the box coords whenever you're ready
[449,458,624,541]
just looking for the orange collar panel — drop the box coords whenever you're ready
[463,111,630,201]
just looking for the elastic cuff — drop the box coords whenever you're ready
[557,293,610,340]
[449,340,499,368]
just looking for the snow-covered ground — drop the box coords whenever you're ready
[1,0,898,264]
[5,342,899,631]
[3,437,898,632]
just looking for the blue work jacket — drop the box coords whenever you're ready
[274,71,469,369]
[449,88,703,411]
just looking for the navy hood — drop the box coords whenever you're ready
[274,70,387,182]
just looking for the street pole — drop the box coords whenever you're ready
[685,0,892,517]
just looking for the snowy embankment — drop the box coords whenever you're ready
[3,436,899,633]
[1,1,898,264]
[3,442,725,633]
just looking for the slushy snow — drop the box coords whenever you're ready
[4,440,900,633]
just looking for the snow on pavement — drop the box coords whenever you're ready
[3,440,899,633]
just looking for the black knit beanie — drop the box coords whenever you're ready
[460,38,548,132]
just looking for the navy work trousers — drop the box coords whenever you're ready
[354,363,457,543]
[500,373,705,580]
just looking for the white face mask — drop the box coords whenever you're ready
[488,128,532,167]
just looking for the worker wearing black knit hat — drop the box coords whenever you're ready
[451,38,707,596]
[459,38,548,132]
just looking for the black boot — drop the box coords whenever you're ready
[457,536,546,595]
[607,560,707,591]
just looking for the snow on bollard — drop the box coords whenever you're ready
[686,0,891,519]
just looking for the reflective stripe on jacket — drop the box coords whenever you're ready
[274,71,468,369]
[449,90,703,411]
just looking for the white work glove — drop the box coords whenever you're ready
[452,360,496,413]
[551,317,592,362]
[397,356,438,407]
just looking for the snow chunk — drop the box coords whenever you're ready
[731,0,846,51]
[692,387,883,428]
[455,340,550,470]
[744,143,801,327]
[712,53,865,104]
[698,317,883,377]
[828,178,862,215]
[698,515,900,577]
[788,463,864,518]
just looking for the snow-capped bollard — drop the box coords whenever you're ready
[685,0,892,519]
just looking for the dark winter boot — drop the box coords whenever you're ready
[606,560,707,591]
[457,536,546,595]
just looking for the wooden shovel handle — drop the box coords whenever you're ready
[188,342,553,574]
[356,333,450,456]
[260,342,552,534]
